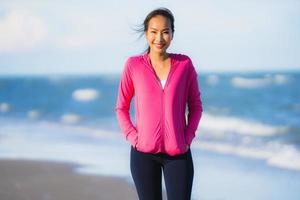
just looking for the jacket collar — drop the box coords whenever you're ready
[141,52,178,90]
[142,52,176,69]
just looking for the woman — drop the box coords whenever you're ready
[115,7,203,200]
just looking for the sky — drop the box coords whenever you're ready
[0,0,299,75]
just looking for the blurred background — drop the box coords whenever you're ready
[0,0,299,200]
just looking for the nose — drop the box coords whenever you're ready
[156,33,164,42]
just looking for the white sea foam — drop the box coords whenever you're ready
[0,102,11,113]
[60,113,81,124]
[206,74,219,85]
[194,141,272,159]
[231,76,272,88]
[72,88,99,102]
[193,140,300,171]
[199,113,288,136]
[267,145,300,171]
[27,109,41,119]
[231,74,289,88]
[272,74,289,85]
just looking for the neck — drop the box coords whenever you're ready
[148,51,169,62]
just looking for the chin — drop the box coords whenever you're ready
[152,47,168,54]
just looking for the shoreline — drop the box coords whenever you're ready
[0,158,140,200]
[1,149,300,200]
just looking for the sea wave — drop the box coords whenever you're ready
[0,117,299,173]
[0,102,11,113]
[72,88,100,102]
[193,140,300,171]
[199,113,288,136]
[231,74,290,88]
[206,74,219,86]
[27,109,41,119]
[60,113,82,124]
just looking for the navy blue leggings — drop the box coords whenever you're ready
[130,146,194,200]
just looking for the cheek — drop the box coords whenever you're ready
[146,34,155,42]
[164,35,172,42]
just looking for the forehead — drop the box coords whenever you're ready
[148,15,171,29]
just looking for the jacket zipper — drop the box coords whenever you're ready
[161,87,165,148]
[152,74,166,149]
[146,54,173,149]
[153,77,165,148]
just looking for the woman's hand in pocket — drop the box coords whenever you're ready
[185,144,190,152]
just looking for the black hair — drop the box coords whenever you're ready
[131,7,175,54]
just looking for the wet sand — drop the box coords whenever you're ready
[0,159,139,200]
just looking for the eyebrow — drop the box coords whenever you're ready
[149,27,170,31]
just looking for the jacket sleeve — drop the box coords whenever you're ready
[115,58,138,147]
[185,59,203,146]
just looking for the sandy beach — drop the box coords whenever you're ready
[0,159,140,200]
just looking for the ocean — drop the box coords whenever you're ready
[0,71,300,199]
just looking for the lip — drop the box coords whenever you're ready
[154,43,165,49]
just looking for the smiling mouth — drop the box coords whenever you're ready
[154,43,165,48]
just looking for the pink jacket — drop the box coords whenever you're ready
[115,52,203,156]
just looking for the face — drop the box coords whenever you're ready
[145,15,173,54]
